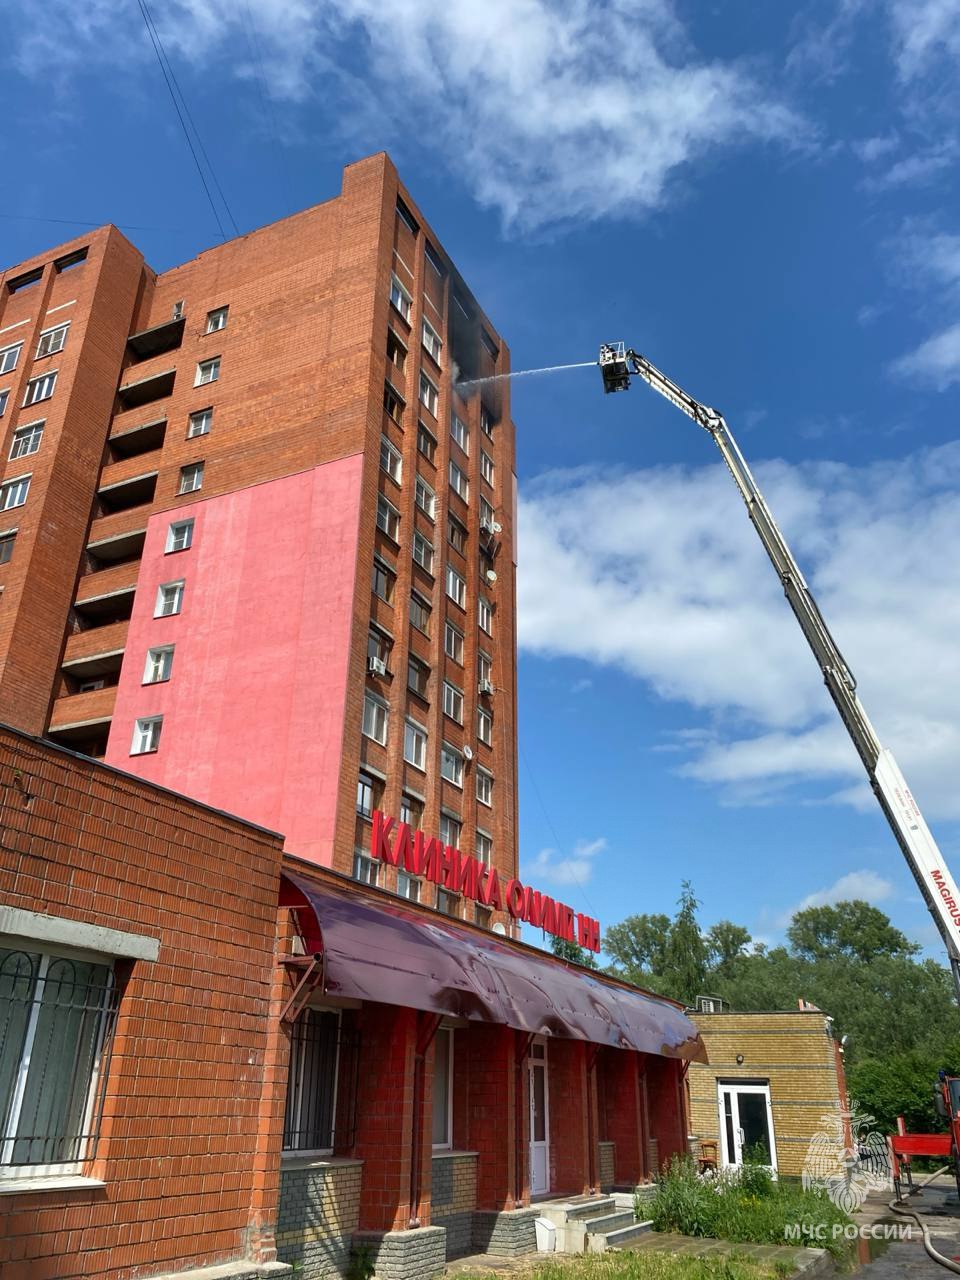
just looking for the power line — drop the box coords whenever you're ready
[0,213,187,233]
[519,739,600,920]
[134,0,234,241]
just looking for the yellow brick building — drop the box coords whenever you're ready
[688,1010,847,1179]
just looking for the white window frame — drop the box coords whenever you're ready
[478,705,493,746]
[480,497,496,530]
[476,829,493,866]
[432,1027,454,1150]
[404,717,428,770]
[397,871,421,902]
[187,407,212,439]
[143,645,174,684]
[451,415,469,454]
[415,474,436,520]
[380,434,403,484]
[194,357,220,387]
[0,343,22,376]
[131,716,163,755]
[480,450,495,485]
[478,596,493,634]
[9,421,44,461]
[205,306,228,333]
[445,621,464,665]
[362,692,389,746]
[440,742,464,787]
[23,370,57,407]
[0,390,8,418]
[445,565,466,608]
[480,405,494,437]
[419,371,439,417]
[0,528,16,565]
[178,462,204,495]
[422,317,443,363]
[412,531,434,575]
[478,650,493,684]
[439,811,461,847]
[417,422,437,463]
[390,273,412,321]
[353,851,380,886]
[476,767,493,806]
[442,681,464,724]
[376,494,401,541]
[36,323,69,359]
[373,556,395,604]
[165,519,194,553]
[0,475,30,511]
[155,580,184,617]
[449,460,468,502]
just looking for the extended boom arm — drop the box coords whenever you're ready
[598,342,960,997]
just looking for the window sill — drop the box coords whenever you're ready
[0,1175,105,1196]
[280,1153,364,1171]
[431,1149,479,1161]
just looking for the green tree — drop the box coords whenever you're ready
[707,921,752,975]
[660,881,709,1005]
[550,934,598,968]
[787,900,919,964]
[603,912,671,987]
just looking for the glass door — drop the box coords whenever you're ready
[718,1081,777,1172]
[528,1039,550,1195]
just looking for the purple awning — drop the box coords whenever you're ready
[283,872,706,1062]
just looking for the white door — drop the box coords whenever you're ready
[529,1039,550,1195]
[718,1081,778,1172]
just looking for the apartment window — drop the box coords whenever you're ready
[380,435,402,484]
[404,718,427,770]
[206,306,228,333]
[476,767,493,806]
[131,716,163,755]
[447,515,467,554]
[441,743,463,787]
[396,196,420,236]
[425,241,445,277]
[373,557,395,604]
[0,344,22,376]
[476,830,493,866]
[362,692,388,745]
[412,531,434,575]
[155,580,184,617]
[436,889,460,919]
[283,1008,341,1154]
[390,274,412,322]
[449,460,468,502]
[367,626,391,668]
[478,651,493,686]
[384,381,405,424]
[401,793,423,827]
[23,370,57,407]
[444,621,464,664]
[78,679,105,694]
[387,329,407,373]
[478,706,493,746]
[481,450,495,485]
[419,371,439,417]
[143,645,174,684]
[475,904,492,928]
[445,564,466,608]
[451,414,469,454]
[480,404,494,438]
[439,812,461,847]
[415,474,436,520]
[397,871,420,902]
[0,947,117,1172]
[195,357,220,386]
[410,591,431,634]
[10,421,44,460]
[417,422,437,464]
[353,851,379,886]
[407,656,430,699]
[376,494,400,542]
[478,596,493,634]
[0,531,15,565]
[480,497,496,531]
[0,390,8,417]
[0,476,30,511]
[442,681,464,724]
[422,318,443,363]
[36,323,69,359]
[357,770,383,820]
[188,407,212,438]
[432,1027,453,1148]
[178,462,204,494]
[165,518,194,553]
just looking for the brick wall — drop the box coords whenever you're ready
[0,724,285,1280]
[276,1158,362,1277]
[547,1039,590,1197]
[430,1153,477,1258]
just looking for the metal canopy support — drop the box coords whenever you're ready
[280,954,325,1024]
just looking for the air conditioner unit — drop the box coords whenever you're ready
[478,679,495,696]
[480,518,503,536]
[367,656,388,676]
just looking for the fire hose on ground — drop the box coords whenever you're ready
[890,1165,960,1275]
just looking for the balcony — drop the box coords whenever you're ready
[62,620,128,679]
[47,686,117,754]
[108,414,167,460]
[86,507,149,562]
[116,367,175,410]
[127,315,185,361]
[97,465,158,515]
[74,563,138,627]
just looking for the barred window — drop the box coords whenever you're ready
[0,949,117,1173]
[283,1009,359,1154]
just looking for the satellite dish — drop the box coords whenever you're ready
[492,521,502,534]
[485,570,498,584]
[463,744,474,760]
[492,922,507,936]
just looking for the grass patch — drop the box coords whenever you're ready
[646,1157,854,1265]
[459,1255,793,1280]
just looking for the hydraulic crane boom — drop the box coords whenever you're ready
[598,342,960,999]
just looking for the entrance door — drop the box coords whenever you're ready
[529,1039,550,1195]
[718,1082,777,1172]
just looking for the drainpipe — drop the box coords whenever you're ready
[586,1044,600,1194]
[514,1031,534,1206]
[409,1012,441,1228]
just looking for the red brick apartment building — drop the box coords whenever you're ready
[0,156,706,1280]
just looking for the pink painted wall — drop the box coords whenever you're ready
[105,458,363,865]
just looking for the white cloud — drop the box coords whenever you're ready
[527,837,606,887]
[10,0,806,231]
[888,0,960,79]
[518,441,960,817]
[775,870,895,928]
[892,322,960,389]
[888,224,960,387]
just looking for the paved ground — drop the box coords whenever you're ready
[623,1232,828,1274]
[854,1183,960,1276]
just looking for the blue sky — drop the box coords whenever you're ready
[4,0,960,960]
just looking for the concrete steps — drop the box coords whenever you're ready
[592,1221,653,1252]
[536,1195,651,1254]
